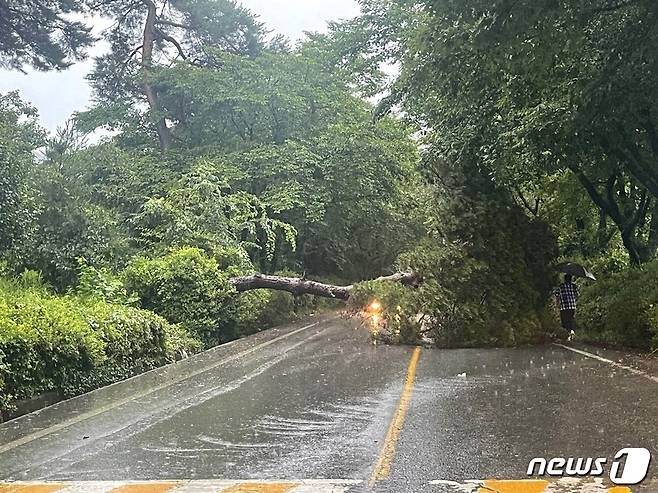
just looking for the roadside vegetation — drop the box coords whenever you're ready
[3,0,658,412]
[578,261,658,350]
[0,273,198,411]
[344,0,658,351]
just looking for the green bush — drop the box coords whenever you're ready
[578,261,658,350]
[236,289,275,335]
[122,247,240,346]
[123,251,339,343]
[75,259,136,304]
[65,302,201,394]
[0,277,200,411]
[0,283,104,408]
[214,245,253,276]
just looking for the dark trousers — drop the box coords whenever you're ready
[560,309,576,331]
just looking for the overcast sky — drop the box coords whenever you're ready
[0,0,360,132]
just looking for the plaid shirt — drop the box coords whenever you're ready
[554,282,579,311]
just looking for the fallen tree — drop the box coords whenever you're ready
[230,271,420,300]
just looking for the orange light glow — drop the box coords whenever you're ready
[369,300,382,312]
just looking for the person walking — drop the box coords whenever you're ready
[555,274,579,341]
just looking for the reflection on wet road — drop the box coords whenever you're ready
[1,314,657,492]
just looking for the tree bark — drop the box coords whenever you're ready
[230,271,420,300]
[570,165,646,264]
[646,204,658,258]
[601,133,658,200]
[141,0,173,153]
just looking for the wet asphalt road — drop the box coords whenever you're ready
[1,314,657,492]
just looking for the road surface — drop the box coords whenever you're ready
[1,314,657,492]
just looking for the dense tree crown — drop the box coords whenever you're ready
[0,0,94,70]
[384,0,658,266]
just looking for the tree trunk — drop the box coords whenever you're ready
[229,271,420,300]
[620,230,642,265]
[596,209,614,253]
[570,165,655,264]
[141,0,172,152]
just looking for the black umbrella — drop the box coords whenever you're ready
[555,262,596,281]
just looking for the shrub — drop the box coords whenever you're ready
[0,277,200,412]
[236,289,274,335]
[16,269,47,290]
[260,290,305,325]
[75,259,137,304]
[64,302,201,394]
[122,251,340,344]
[0,283,104,408]
[214,245,253,276]
[122,247,239,346]
[578,261,658,350]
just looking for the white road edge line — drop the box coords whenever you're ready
[0,319,330,453]
[554,343,658,384]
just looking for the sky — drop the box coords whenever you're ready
[0,0,360,132]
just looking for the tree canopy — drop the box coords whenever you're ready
[0,0,94,70]
[382,0,658,265]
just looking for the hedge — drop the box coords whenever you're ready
[0,251,341,413]
[0,278,201,412]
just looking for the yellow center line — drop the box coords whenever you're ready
[368,346,422,486]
